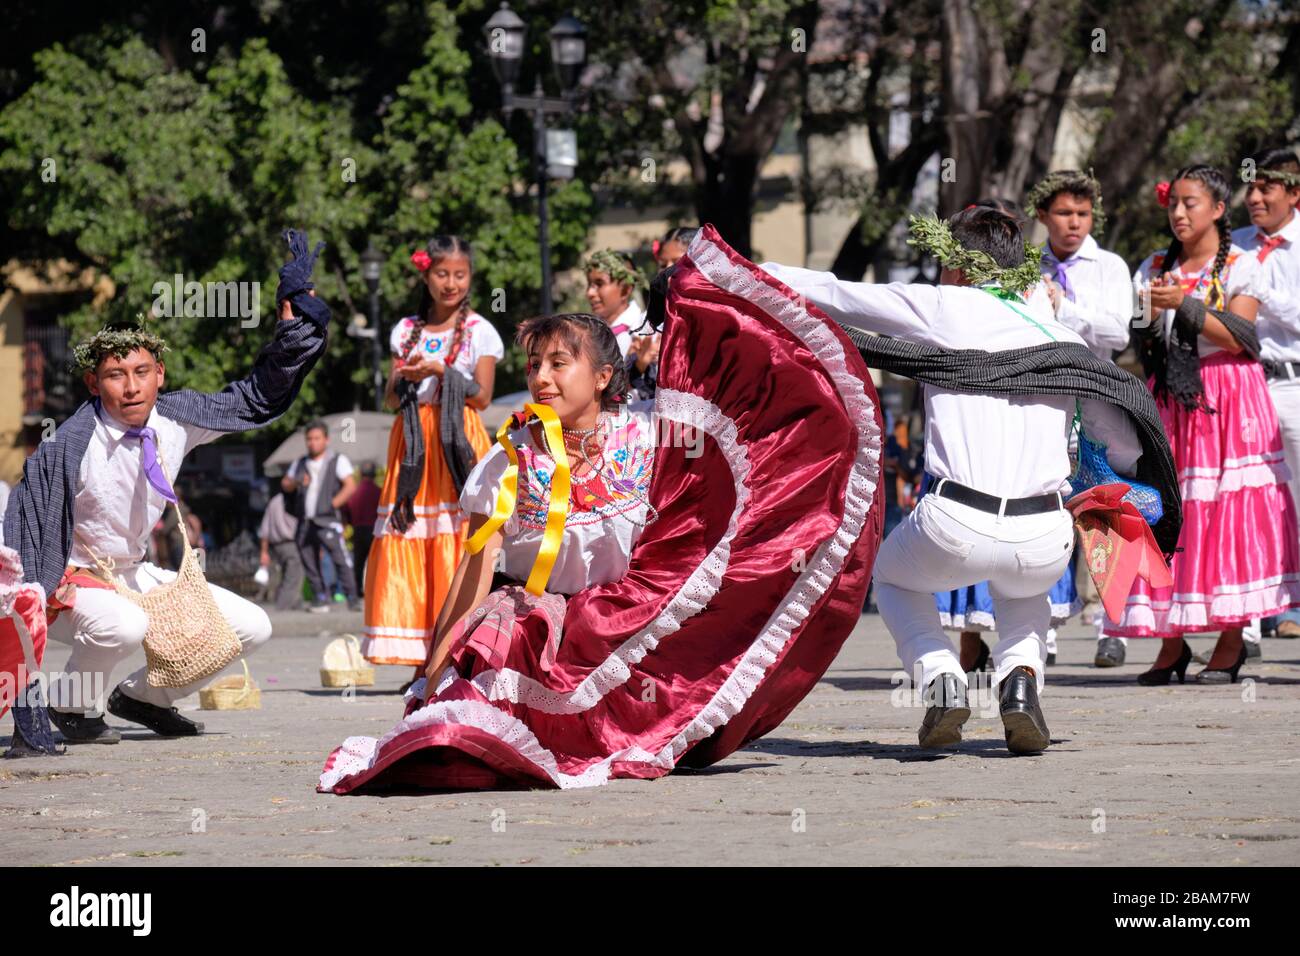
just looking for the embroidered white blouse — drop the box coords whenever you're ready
[459,406,655,594]
[389,311,505,405]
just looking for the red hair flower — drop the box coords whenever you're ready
[1154,181,1171,208]
[410,249,432,271]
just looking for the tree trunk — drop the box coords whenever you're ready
[695,153,760,259]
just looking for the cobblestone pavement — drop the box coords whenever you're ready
[3,610,1298,866]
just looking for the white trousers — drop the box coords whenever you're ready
[1269,375,1300,523]
[46,562,272,715]
[874,494,1074,694]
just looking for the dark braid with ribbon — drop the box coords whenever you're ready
[1137,165,1258,412]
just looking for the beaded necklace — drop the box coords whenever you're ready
[532,411,658,527]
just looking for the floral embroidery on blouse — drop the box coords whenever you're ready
[514,413,654,531]
[1148,252,1240,304]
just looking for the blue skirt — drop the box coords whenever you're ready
[936,556,1080,632]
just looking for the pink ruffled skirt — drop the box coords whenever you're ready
[1108,352,1300,636]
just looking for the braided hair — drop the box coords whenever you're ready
[401,234,474,363]
[516,312,630,413]
[1140,165,1234,412]
[1161,164,1232,309]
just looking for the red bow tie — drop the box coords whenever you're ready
[1257,233,1286,262]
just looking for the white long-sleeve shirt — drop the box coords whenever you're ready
[1040,234,1134,358]
[1233,214,1300,365]
[69,403,222,568]
[760,263,1142,499]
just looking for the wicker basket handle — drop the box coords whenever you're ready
[232,659,253,703]
[344,634,364,669]
[153,440,197,554]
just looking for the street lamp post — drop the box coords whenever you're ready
[360,242,385,411]
[484,4,586,315]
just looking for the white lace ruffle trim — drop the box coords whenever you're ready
[1114,574,1300,632]
[939,600,1079,631]
[1179,452,1292,501]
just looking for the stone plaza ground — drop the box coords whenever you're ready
[2,609,1298,867]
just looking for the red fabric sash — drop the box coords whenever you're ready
[1069,483,1174,622]
[47,565,118,623]
[1,546,53,719]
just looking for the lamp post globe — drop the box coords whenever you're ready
[549,14,587,94]
[484,2,526,92]
[361,242,383,293]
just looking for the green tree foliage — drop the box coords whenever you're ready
[0,2,596,436]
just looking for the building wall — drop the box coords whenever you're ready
[587,154,808,268]
[0,290,26,485]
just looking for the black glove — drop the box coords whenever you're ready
[276,228,331,329]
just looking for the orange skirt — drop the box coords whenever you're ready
[361,404,491,665]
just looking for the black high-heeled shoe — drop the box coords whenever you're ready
[1137,639,1192,686]
[1194,643,1248,684]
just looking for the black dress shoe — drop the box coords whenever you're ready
[1195,644,1248,684]
[1093,637,1126,667]
[1045,652,1057,666]
[47,709,121,745]
[917,674,970,748]
[998,665,1050,754]
[107,687,204,737]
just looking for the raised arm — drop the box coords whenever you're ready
[161,230,330,432]
[760,263,945,344]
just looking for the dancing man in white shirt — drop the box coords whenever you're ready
[763,206,1149,754]
[4,230,329,746]
[1026,169,1137,668]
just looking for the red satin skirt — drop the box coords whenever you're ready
[320,226,884,793]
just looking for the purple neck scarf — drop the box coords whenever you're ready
[1044,249,1082,302]
[124,425,179,504]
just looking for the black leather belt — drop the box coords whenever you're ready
[930,476,1064,516]
[1266,360,1300,381]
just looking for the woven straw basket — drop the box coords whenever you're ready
[320,634,375,688]
[91,501,242,688]
[198,659,261,710]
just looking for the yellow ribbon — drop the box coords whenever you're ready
[464,403,571,596]
[1209,276,1226,311]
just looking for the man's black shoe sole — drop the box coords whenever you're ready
[918,705,970,749]
[1001,707,1050,754]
